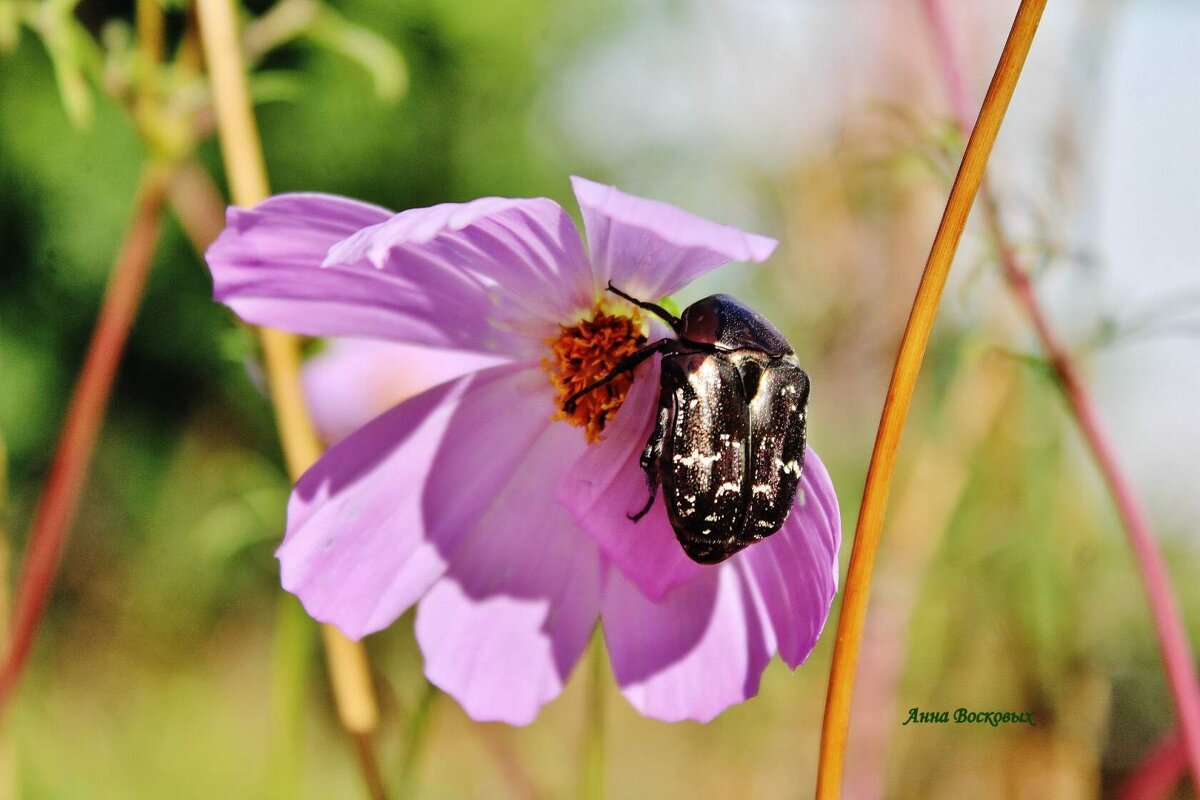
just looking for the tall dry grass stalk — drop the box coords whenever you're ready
[814,1,1048,796]
[923,0,1200,792]
[194,0,385,796]
[0,164,169,712]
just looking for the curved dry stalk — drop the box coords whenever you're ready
[168,156,552,800]
[194,1,384,797]
[0,437,14,795]
[0,164,169,712]
[1116,728,1186,800]
[580,634,606,800]
[395,679,438,799]
[0,0,173,717]
[922,1,1200,793]
[814,1,1048,796]
[844,354,1015,799]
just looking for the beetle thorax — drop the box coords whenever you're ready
[544,307,647,443]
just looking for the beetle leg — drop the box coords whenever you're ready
[562,337,674,413]
[640,402,668,472]
[606,282,683,333]
[629,481,659,522]
[629,401,668,522]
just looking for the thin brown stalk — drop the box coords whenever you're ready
[135,0,165,118]
[475,726,545,800]
[395,680,438,799]
[167,160,229,249]
[0,437,18,791]
[1116,728,1186,800]
[845,355,1015,799]
[0,164,170,712]
[169,156,551,800]
[814,1,1048,796]
[923,1,1200,793]
[580,635,606,800]
[194,0,384,797]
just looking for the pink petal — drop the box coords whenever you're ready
[415,423,599,725]
[741,449,842,668]
[303,339,507,446]
[325,196,595,352]
[601,561,772,723]
[278,363,555,639]
[556,351,707,601]
[210,193,391,269]
[207,195,535,354]
[570,176,777,301]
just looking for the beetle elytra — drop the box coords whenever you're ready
[564,283,809,564]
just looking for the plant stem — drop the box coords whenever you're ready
[474,726,545,800]
[0,163,170,713]
[165,160,340,799]
[268,594,316,800]
[1116,728,1186,800]
[0,436,18,793]
[395,679,438,799]
[844,354,1014,799]
[194,1,385,797]
[135,0,164,120]
[580,634,606,800]
[922,1,1200,793]
[813,2,1047,796]
[172,156,539,800]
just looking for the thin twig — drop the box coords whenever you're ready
[268,594,315,799]
[395,680,438,798]
[168,157,548,800]
[844,354,1015,799]
[580,634,606,800]
[0,164,170,712]
[474,726,545,800]
[134,0,164,120]
[0,433,19,792]
[814,2,1048,796]
[193,1,385,797]
[1116,728,1187,800]
[923,1,1200,793]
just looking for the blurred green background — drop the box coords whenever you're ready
[1,0,1199,797]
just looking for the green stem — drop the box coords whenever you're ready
[396,681,439,799]
[580,633,605,800]
[268,594,316,800]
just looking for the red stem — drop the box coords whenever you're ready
[1117,728,1187,800]
[921,1,1200,794]
[0,167,168,712]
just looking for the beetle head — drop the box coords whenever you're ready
[679,294,794,355]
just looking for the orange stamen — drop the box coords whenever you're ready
[544,308,647,443]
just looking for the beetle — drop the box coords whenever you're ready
[564,282,809,564]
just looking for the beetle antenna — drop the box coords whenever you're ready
[607,282,682,333]
[562,337,674,413]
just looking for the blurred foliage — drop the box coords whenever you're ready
[0,0,1198,798]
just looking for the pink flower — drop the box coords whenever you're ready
[206,177,841,724]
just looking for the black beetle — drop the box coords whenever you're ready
[564,283,809,564]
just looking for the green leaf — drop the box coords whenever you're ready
[305,4,407,103]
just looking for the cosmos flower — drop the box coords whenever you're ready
[206,177,841,724]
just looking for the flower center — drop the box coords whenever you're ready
[544,307,647,443]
